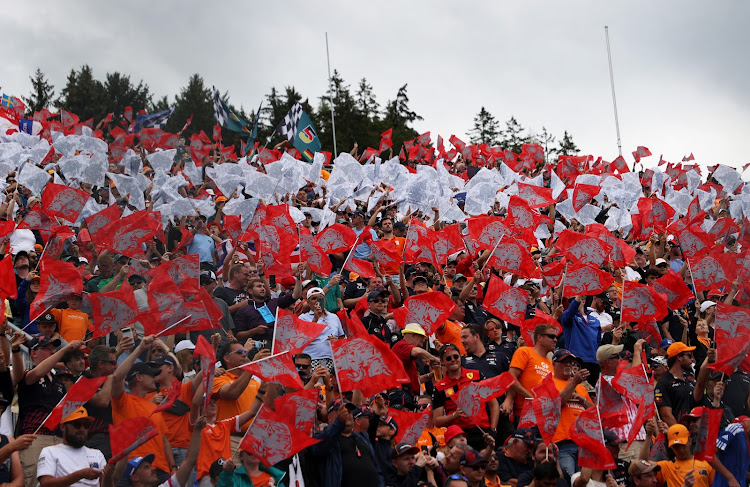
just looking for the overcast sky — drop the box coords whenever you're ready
[2,1,748,169]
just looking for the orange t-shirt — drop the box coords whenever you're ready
[656,458,714,487]
[146,380,194,448]
[250,472,273,487]
[382,236,405,275]
[51,308,92,342]
[417,425,446,450]
[211,372,259,431]
[509,347,553,416]
[112,392,170,473]
[551,376,591,443]
[435,321,466,355]
[197,417,238,479]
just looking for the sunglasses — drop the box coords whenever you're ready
[468,465,486,471]
[247,270,259,274]
[231,349,248,357]
[370,299,387,303]
[540,333,558,340]
[296,364,311,370]
[443,354,460,362]
[679,352,694,358]
[417,403,429,410]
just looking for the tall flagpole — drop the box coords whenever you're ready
[325,32,338,156]
[604,26,622,158]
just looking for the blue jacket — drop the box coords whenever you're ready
[309,418,384,487]
[560,299,601,363]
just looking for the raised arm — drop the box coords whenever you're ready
[26,340,83,385]
[111,336,155,399]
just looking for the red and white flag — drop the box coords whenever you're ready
[652,271,694,310]
[84,204,122,249]
[392,291,456,335]
[691,251,737,292]
[98,210,162,258]
[299,228,332,276]
[520,311,560,346]
[612,365,654,408]
[42,182,89,222]
[88,281,139,340]
[160,254,201,297]
[485,235,539,278]
[344,257,377,279]
[569,406,616,470]
[531,374,561,445]
[239,405,320,468]
[240,351,304,390]
[273,388,319,434]
[598,377,628,430]
[272,308,327,356]
[675,225,715,260]
[637,196,675,233]
[369,240,404,269]
[556,230,612,267]
[378,128,393,154]
[482,274,527,324]
[572,184,600,211]
[404,218,438,264]
[0,254,17,299]
[710,303,750,375]
[151,379,182,415]
[693,408,723,462]
[314,223,357,253]
[43,376,108,432]
[30,260,84,321]
[331,334,410,396]
[563,263,614,296]
[507,195,546,232]
[467,215,512,251]
[586,224,635,267]
[433,225,466,266]
[388,407,432,446]
[193,335,216,412]
[621,282,668,323]
[541,259,566,287]
[108,417,160,464]
[452,372,515,423]
[517,183,556,208]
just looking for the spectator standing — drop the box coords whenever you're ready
[503,325,557,418]
[392,323,440,397]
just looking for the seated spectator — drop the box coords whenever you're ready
[496,429,535,487]
[516,442,568,487]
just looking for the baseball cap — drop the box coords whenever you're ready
[649,355,668,367]
[61,406,94,425]
[667,342,696,358]
[392,442,419,459]
[552,349,578,363]
[700,301,717,313]
[453,273,468,283]
[367,290,390,301]
[668,424,689,446]
[596,344,624,363]
[124,454,156,480]
[659,338,675,350]
[379,415,398,433]
[655,258,668,266]
[352,406,373,419]
[327,398,356,414]
[402,323,426,337]
[29,335,61,350]
[301,279,319,288]
[603,430,624,446]
[148,355,178,368]
[38,312,56,324]
[277,275,296,289]
[199,270,216,284]
[215,196,228,203]
[306,287,325,299]
[680,407,705,423]
[174,340,195,353]
[444,425,467,445]
[33,244,43,252]
[512,428,537,445]
[412,275,429,286]
[126,362,161,381]
[629,459,661,477]
[460,449,487,467]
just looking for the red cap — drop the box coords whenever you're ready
[444,425,467,445]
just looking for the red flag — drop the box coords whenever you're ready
[675,225,715,260]
[212,124,222,142]
[433,225,466,266]
[686,197,706,225]
[331,334,410,396]
[344,257,377,279]
[611,155,629,173]
[628,401,655,447]
[467,215,513,251]
[506,195,546,232]
[392,292,456,335]
[378,128,393,154]
[369,240,404,269]
[239,405,320,468]
[108,416,160,464]
[299,228,332,276]
[314,223,357,253]
[569,406,616,470]
[18,204,55,241]
[180,114,193,133]
[649,432,669,461]
[652,271,694,309]
[518,183,556,208]
[572,184,600,211]
[193,335,216,412]
[710,303,750,375]
[272,308,327,356]
[612,364,654,408]
[122,106,133,123]
[541,258,566,287]
[531,374,561,444]
[240,351,304,390]
[43,376,108,431]
[161,254,201,297]
[632,146,652,163]
[98,210,162,258]
[693,408,723,462]
[256,221,297,277]
[452,372,515,423]
[388,407,432,445]
[30,260,83,321]
[691,251,737,292]
[151,379,182,415]
[403,218,438,265]
[597,378,629,429]
[564,263,614,296]
[517,398,537,429]
[556,230,612,267]
[0,254,17,299]
[85,204,122,248]
[60,110,80,129]
[637,196,675,234]
[586,224,636,267]
[621,282,668,323]
[520,311,560,346]
[273,389,319,434]
[41,183,89,222]
[88,281,139,340]
[485,235,539,278]
[482,274,527,324]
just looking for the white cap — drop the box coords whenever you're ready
[699,301,716,313]
[655,258,668,266]
[307,287,325,299]
[174,340,195,353]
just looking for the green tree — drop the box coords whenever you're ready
[149,95,170,113]
[317,71,369,154]
[355,78,379,122]
[383,84,421,154]
[538,126,556,163]
[165,74,213,137]
[499,116,530,154]
[56,65,106,122]
[102,72,151,124]
[24,68,55,115]
[468,107,500,145]
[557,130,580,156]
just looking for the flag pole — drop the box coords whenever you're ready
[604,26,623,159]
[640,363,661,422]
[325,32,338,156]
[33,375,84,435]
[155,315,193,338]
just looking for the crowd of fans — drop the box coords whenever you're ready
[0,119,746,487]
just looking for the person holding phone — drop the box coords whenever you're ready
[299,287,344,373]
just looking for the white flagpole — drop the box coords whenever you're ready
[155,315,192,337]
[604,26,623,158]
[325,32,338,156]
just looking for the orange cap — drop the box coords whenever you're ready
[215,196,228,203]
[667,424,689,446]
[667,342,696,358]
[61,406,94,424]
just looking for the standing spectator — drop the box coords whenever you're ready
[414,395,446,453]
[300,287,345,372]
[213,265,251,317]
[654,342,711,426]
[392,323,440,397]
[186,218,218,268]
[460,323,505,378]
[503,325,556,418]
[351,210,378,261]
[639,420,713,487]
[483,317,515,372]
[361,290,397,346]
[193,272,233,344]
[82,344,119,460]
[560,295,615,384]
[390,443,439,487]
[233,271,301,346]
[216,450,285,487]
[50,295,92,343]
[711,417,750,487]
[459,449,490,487]
[603,430,630,487]
[516,442,568,487]
[37,407,108,487]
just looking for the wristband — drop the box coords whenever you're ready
[11,348,19,353]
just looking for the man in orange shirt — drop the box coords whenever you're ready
[379,217,405,281]
[503,324,557,418]
[434,301,466,355]
[415,395,446,454]
[50,294,92,342]
[549,349,592,477]
[111,336,176,484]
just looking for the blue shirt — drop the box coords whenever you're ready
[561,299,602,364]
[187,233,216,264]
[300,311,344,360]
[714,422,749,487]
[352,227,378,260]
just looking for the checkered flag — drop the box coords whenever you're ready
[212,86,229,127]
[276,103,304,143]
[133,107,175,133]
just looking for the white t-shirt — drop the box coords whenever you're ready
[570,472,607,487]
[37,444,106,487]
[9,229,36,254]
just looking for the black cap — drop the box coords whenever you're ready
[38,313,56,324]
[412,275,429,286]
[148,355,178,368]
[392,442,419,459]
[380,415,398,433]
[512,428,537,445]
[552,349,578,363]
[126,362,161,381]
[29,335,61,350]
[387,389,414,410]
[604,430,624,446]
[352,406,373,419]
[460,449,487,466]
[393,222,407,232]
[327,398,356,414]
[367,290,390,301]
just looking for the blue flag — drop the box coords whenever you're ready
[18,119,33,134]
[133,107,175,133]
[276,103,321,162]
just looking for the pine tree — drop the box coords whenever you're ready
[56,65,106,122]
[166,74,213,137]
[24,68,55,115]
[468,107,500,145]
[102,72,151,124]
[557,130,580,156]
[500,116,530,154]
[539,126,556,163]
[150,96,170,113]
[383,84,421,154]
[355,78,379,121]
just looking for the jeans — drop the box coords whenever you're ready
[556,440,578,478]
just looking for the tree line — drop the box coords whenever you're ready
[22,66,580,159]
